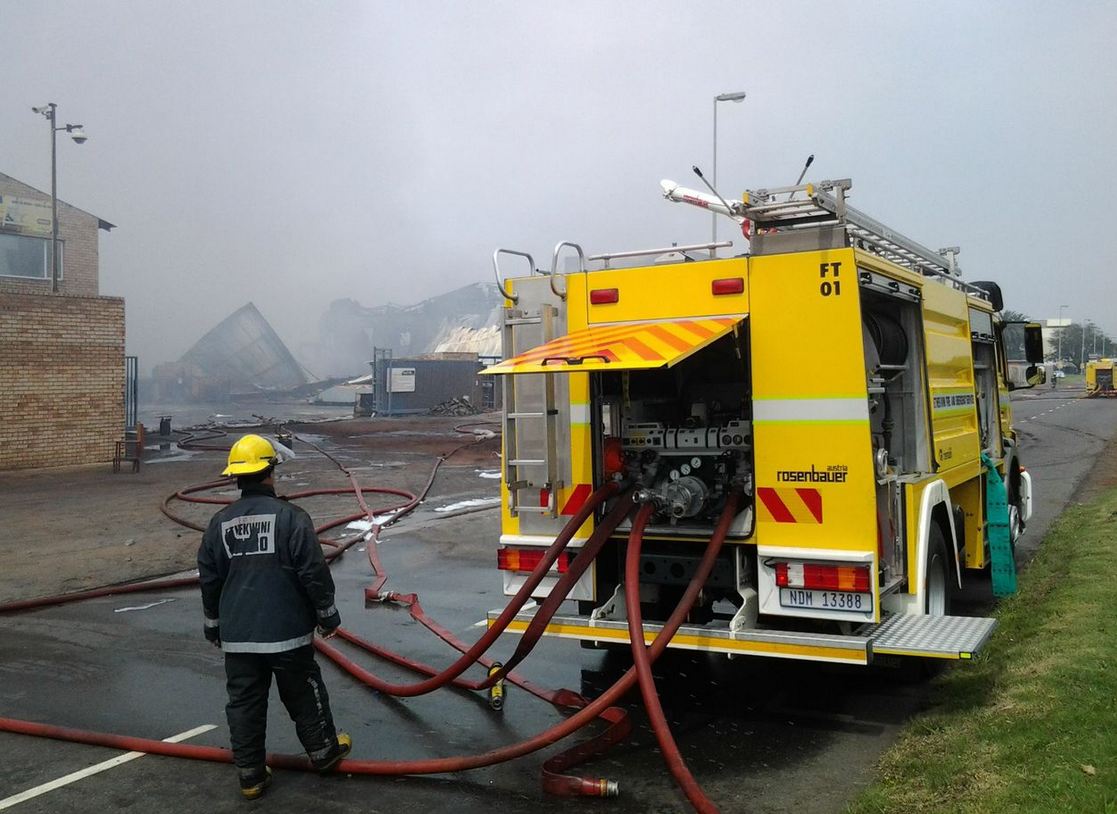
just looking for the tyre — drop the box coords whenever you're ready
[912,524,956,678]
[925,524,954,616]
[1006,468,1025,550]
[1007,502,1022,548]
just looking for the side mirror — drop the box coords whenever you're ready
[971,281,1004,312]
[1024,323,1045,364]
[1006,361,1047,390]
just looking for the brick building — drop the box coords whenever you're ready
[0,172,124,470]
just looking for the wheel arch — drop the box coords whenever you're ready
[914,479,962,612]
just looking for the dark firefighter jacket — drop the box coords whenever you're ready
[197,483,338,653]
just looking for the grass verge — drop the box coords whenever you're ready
[849,486,1117,813]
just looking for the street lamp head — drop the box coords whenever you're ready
[715,91,747,103]
[68,126,87,145]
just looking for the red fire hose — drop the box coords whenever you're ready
[312,482,626,697]
[0,491,737,805]
[626,494,741,814]
[0,422,738,811]
[167,429,637,793]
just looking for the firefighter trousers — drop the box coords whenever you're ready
[224,645,338,772]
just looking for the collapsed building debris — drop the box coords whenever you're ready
[428,397,479,417]
[309,282,504,377]
[153,303,308,401]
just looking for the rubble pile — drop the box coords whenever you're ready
[428,397,479,416]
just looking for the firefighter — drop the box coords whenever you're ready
[197,434,351,800]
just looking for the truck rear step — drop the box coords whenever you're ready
[487,609,996,664]
[866,613,997,660]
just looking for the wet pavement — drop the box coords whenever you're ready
[2,391,1115,813]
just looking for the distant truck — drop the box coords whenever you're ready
[1086,358,1115,397]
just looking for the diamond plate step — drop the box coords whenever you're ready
[865,614,997,660]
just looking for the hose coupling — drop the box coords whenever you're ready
[595,779,620,797]
[487,662,505,711]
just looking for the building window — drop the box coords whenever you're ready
[0,232,63,280]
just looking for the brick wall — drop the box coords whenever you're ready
[0,293,125,469]
[0,173,103,297]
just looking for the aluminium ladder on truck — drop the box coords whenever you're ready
[501,303,562,516]
[492,249,566,520]
[739,179,980,287]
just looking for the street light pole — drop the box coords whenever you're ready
[31,103,87,294]
[1081,319,1088,370]
[1057,304,1068,366]
[712,91,746,255]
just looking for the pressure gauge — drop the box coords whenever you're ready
[690,457,702,469]
[680,463,692,476]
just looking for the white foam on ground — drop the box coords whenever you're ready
[433,497,501,513]
[476,470,501,479]
[143,451,201,465]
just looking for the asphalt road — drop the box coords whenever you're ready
[1,388,1114,814]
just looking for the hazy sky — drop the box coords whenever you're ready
[3,1,1115,370]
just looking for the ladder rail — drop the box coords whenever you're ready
[741,179,991,300]
[501,304,563,518]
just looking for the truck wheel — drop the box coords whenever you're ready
[1007,502,1023,547]
[925,524,954,616]
[908,524,956,679]
[1006,471,1024,550]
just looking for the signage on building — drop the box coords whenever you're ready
[388,367,416,393]
[0,194,53,237]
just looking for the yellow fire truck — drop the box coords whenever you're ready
[1086,358,1115,397]
[483,178,1046,666]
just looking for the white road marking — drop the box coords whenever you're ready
[0,724,217,810]
[114,598,176,613]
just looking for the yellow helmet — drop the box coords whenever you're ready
[222,434,278,476]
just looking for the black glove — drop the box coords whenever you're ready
[204,624,221,648]
[316,605,341,638]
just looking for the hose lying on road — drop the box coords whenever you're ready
[0,489,738,809]
[0,424,639,799]
[327,485,634,697]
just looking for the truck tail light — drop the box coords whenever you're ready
[774,561,870,592]
[497,547,571,574]
[711,277,744,295]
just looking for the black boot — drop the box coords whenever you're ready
[311,732,352,774]
[239,766,272,800]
